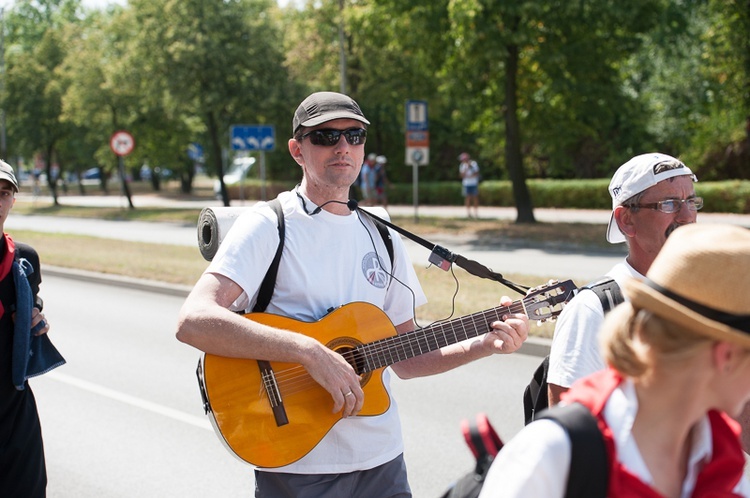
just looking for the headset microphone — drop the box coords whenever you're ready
[347,199,359,211]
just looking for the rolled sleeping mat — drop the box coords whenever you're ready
[197,206,252,261]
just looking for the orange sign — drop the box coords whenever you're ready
[406,131,429,147]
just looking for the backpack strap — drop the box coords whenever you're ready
[373,219,394,268]
[582,277,623,314]
[523,355,549,425]
[252,198,285,313]
[538,402,608,497]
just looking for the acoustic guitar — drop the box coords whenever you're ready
[196,279,576,468]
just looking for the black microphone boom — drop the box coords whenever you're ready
[352,202,530,295]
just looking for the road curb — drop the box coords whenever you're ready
[518,336,551,357]
[43,265,192,298]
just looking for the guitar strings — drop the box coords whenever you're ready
[269,301,527,384]
[256,195,562,401]
[258,299,534,400]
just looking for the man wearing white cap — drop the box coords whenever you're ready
[547,152,701,405]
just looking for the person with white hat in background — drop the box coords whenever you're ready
[359,152,377,205]
[373,154,390,210]
[458,152,480,218]
[547,153,702,406]
[481,223,750,497]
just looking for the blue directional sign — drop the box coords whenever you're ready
[230,125,275,151]
[405,100,428,131]
[187,143,204,161]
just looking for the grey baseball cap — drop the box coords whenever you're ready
[292,91,369,135]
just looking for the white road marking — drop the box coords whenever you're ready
[47,371,213,431]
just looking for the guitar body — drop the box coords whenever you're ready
[200,302,397,468]
[197,280,577,469]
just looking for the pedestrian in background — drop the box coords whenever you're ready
[359,152,377,205]
[480,223,750,497]
[374,154,389,211]
[458,152,480,218]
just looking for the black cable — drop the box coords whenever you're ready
[349,199,530,295]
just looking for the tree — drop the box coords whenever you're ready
[442,1,538,222]
[129,0,291,206]
[60,6,141,206]
[3,0,85,205]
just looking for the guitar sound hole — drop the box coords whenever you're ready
[335,346,369,383]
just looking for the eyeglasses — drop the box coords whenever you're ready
[299,128,367,147]
[626,197,704,214]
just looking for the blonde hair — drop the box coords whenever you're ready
[600,303,713,378]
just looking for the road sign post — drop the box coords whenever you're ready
[110,131,135,206]
[405,101,428,221]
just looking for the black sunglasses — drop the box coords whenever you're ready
[299,128,367,147]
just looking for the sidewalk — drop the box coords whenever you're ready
[17,192,750,226]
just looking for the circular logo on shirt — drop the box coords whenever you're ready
[361,252,389,289]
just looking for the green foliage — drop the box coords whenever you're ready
[695,180,750,213]
[384,178,750,214]
[1,0,748,207]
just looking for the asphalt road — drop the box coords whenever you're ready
[32,273,539,498]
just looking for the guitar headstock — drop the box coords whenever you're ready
[523,280,578,323]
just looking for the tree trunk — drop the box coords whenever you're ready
[207,111,229,207]
[116,156,135,209]
[44,147,59,207]
[504,42,536,224]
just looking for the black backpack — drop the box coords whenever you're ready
[252,198,394,313]
[441,403,608,498]
[523,277,623,425]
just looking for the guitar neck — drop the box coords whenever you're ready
[354,301,522,373]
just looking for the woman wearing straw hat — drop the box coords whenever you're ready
[480,223,750,497]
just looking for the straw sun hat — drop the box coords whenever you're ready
[623,223,750,348]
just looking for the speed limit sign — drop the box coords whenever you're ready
[110,130,135,156]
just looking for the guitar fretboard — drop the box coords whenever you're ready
[354,303,517,373]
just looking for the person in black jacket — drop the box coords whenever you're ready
[0,159,61,497]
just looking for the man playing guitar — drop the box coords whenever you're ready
[176,91,529,497]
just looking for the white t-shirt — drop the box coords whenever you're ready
[206,190,427,474]
[479,380,750,497]
[460,160,480,187]
[547,261,640,388]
